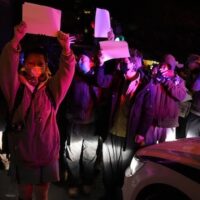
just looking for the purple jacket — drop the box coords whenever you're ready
[153,75,187,127]
[112,74,155,149]
[96,66,154,148]
[64,70,101,124]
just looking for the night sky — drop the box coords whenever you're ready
[1,0,200,62]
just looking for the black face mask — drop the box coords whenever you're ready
[120,63,128,74]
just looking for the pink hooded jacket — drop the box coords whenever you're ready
[0,42,75,167]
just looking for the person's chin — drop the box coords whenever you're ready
[31,74,41,79]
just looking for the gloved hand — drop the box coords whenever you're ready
[155,70,167,83]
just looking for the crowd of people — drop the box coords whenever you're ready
[0,19,200,200]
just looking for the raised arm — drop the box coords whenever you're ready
[47,31,76,109]
[0,22,26,110]
[94,50,113,88]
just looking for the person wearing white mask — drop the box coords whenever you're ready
[60,51,101,198]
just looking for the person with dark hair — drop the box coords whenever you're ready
[98,49,154,200]
[59,51,101,198]
[163,54,178,70]
[19,46,51,87]
[145,56,187,144]
[0,21,75,200]
[185,54,200,138]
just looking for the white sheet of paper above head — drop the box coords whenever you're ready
[22,2,61,37]
[94,8,111,38]
[99,41,130,62]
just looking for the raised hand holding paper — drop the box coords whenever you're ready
[94,8,111,38]
[22,2,61,37]
[99,41,130,62]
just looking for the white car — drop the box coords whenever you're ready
[123,138,200,200]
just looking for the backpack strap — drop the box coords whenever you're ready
[9,84,25,123]
[1,84,25,155]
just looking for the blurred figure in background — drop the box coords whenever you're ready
[147,54,187,144]
[61,51,101,198]
[100,49,154,200]
[173,56,192,139]
[186,54,200,138]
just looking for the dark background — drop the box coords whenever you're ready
[1,0,200,62]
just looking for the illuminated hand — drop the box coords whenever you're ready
[57,31,70,54]
[161,69,175,78]
[107,28,115,41]
[69,35,76,45]
[12,21,27,46]
[98,50,106,66]
[135,134,145,146]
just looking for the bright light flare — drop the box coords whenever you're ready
[165,127,176,142]
[125,157,144,177]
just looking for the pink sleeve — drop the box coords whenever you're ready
[47,50,76,110]
[0,42,21,111]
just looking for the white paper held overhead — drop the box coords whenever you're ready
[22,2,61,37]
[99,41,130,61]
[94,8,111,38]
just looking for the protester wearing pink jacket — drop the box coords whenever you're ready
[0,21,75,200]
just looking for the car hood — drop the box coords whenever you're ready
[136,137,200,169]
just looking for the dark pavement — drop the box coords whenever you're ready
[0,132,105,200]
[0,169,105,200]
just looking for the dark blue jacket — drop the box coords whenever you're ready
[95,66,154,149]
[64,69,100,124]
